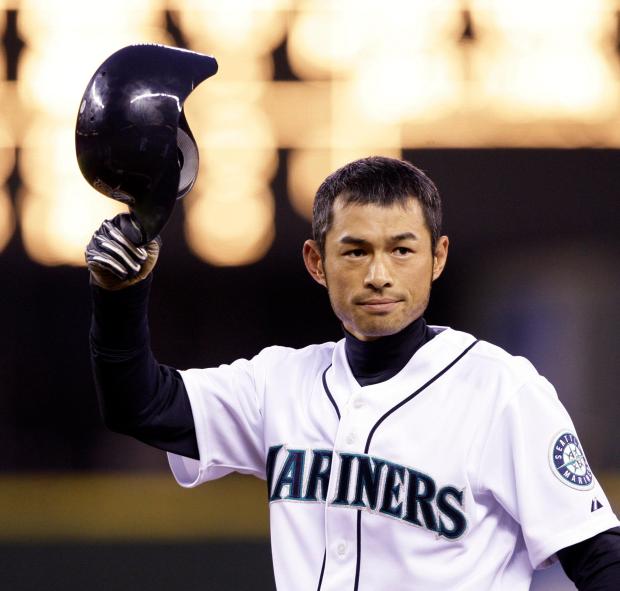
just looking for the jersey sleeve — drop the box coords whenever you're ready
[476,376,620,570]
[167,354,267,488]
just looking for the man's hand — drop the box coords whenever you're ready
[85,213,161,291]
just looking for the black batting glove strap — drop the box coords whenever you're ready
[86,214,150,280]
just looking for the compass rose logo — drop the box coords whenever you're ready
[549,431,594,490]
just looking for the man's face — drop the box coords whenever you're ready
[303,196,449,341]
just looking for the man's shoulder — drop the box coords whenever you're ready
[435,326,543,385]
[252,340,337,372]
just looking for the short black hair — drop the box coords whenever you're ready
[312,156,443,256]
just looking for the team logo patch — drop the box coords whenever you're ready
[549,431,594,490]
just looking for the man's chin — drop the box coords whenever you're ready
[350,318,409,341]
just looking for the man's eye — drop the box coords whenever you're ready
[394,247,412,255]
[345,249,366,257]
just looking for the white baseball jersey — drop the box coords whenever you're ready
[168,327,619,590]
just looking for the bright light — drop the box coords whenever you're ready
[6,0,620,273]
[286,149,328,221]
[19,116,125,264]
[171,0,289,54]
[352,51,462,123]
[176,7,280,267]
[185,182,275,266]
[287,0,374,77]
[20,117,82,193]
[182,93,278,264]
[470,0,619,119]
[0,84,15,252]
[0,186,15,254]
[19,0,165,31]
[328,82,402,151]
[18,30,170,119]
[0,86,15,152]
[261,82,331,148]
[288,0,463,117]
[19,121,124,265]
[0,12,4,80]
[199,147,279,190]
[287,147,402,222]
[18,180,125,266]
[0,81,16,253]
[185,94,277,151]
[130,92,182,111]
[17,1,170,266]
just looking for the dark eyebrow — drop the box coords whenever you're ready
[392,232,418,242]
[339,235,370,246]
[338,233,419,245]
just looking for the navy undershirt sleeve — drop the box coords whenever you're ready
[89,274,199,460]
[557,527,620,590]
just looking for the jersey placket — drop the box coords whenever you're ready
[317,333,481,591]
[319,346,379,591]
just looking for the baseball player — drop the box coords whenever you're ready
[86,156,620,590]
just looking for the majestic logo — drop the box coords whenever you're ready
[591,497,604,512]
[549,431,594,490]
[266,445,468,540]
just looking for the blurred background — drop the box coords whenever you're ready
[0,0,619,589]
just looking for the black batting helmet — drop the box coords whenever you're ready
[75,44,218,244]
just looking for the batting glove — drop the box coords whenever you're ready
[85,213,161,290]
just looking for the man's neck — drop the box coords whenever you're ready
[344,317,435,387]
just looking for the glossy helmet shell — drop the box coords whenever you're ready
[75,44,218,243]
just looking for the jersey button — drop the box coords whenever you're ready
[346,432,356,444]
[337,542,347,557]
[353,398,364,409]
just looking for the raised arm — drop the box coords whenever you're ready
[86,214,199,459]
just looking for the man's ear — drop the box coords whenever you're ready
[432,235,449,281]
[303,239,327,287]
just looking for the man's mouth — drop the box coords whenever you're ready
[357,298,402,313]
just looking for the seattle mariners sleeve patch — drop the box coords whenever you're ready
[548,431,594,490]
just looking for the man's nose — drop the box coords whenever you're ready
[364,255,393,289]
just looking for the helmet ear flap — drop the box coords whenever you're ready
[176,111,199,199]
